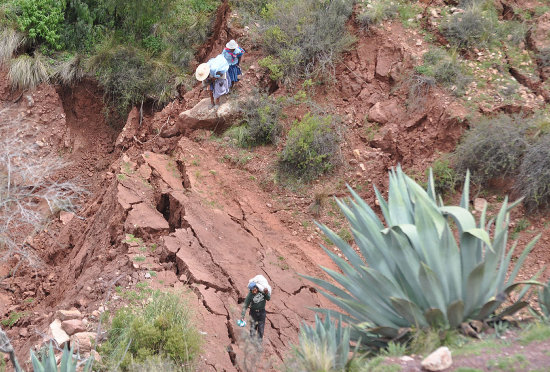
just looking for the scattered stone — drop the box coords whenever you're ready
[56,309,83,321]
[421,347,452,371]
[144,272,151,279]
[349,159,358,165]
[70,332,96,353]
[400,356,414,362]
[91,310,100,318]
[266,203,272,208]
[61,319,86,335]
[353,149,361,159]
[359,163,366,172]
[430,8,439,18]
[416,39,423,46]
[474,198,487,212]
[50,319,70,347]
[59,211,75,225]
[19,328,28,338]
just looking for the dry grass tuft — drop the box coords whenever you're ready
[0,28,24,66]
[8,53,49,90]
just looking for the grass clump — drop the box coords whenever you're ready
[226,93,282,147]
[8,53,49,90]
[415,48,471,96]
[236,0,354,83]
[441,3,499,50]
[357,0,399,30]
[99,290,202,371]
[515,135,550,212]
[278,113,341,182]
[453,115,528,185]
[0,28,24,65]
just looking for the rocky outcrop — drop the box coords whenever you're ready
[161,98,240,138]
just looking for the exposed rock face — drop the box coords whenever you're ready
[421,347,453,371]
[161,98,240,137]
[124,202,170,233]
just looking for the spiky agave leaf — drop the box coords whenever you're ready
[303,166,540,346]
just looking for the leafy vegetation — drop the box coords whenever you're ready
[515,135,550,212]
[99,291,202,371]
[428,157,459,197]
[226,93,282,147]
[278,113,341,182]
[357,0,398,29]
[453,115,528,186]
[0,0,218,121]
[415,48,471,96]
[234,0,355,83]
[303,167,539,348]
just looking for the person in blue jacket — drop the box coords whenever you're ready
[196,54,230,108]
[223,39,245,87]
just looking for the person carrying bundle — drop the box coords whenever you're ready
[240,275,271,342]
[222,39,245,87]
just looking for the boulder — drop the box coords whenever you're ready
[61,319,86,335]
[124,202,169,233]
[421,346,452,371]
[70,332,96,353]
[115,107,140,149]
[55,309,82,321]
[368,102,389,124]
[49,319,70,347]
[532,12,550,52]
[59,211,75,225]
[161,98,240,137]
[474,198,487,212]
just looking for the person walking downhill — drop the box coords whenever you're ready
[222,39,245,87]
[241,279,271,343]
[195,54,230,108]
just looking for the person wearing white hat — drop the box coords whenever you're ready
[196,54,230,108]
[223,39,245,87]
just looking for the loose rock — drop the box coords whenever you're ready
[421,346,452,371]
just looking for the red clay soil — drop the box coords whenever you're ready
[3,4,550,372]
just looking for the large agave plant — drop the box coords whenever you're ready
[304,167,540,345]
[31,342,93,372]
[292,314,355,372]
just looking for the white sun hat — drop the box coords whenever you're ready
[195,63,210,81]
[226,39,239,49]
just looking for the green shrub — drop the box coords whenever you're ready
[99,291,202,371]
[454,115,528,186]
[228,93,282,147]
[88,41,178,122]
[357,0,399,29]
[428,157,458,197]
[303,167,539,348]
[288,314,355,372]
[416,48,471,95]
[441,4,498,49]
[237,0,354,82]
[16,0,65,50]
[279,113,340,181]
[515,135,550,212]
[8,53,50,90]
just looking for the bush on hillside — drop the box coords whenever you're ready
[16,0,65,50]
[441,4,498,49]
[99,291,202,371]
[226,93,282,147]
[236,0,355,82]
[357,0,399,30]
[88,41,177,122]
[303,167,539,348]
[515,135,550,212]
[453,115,528,185]
[415,48,471,95]
[279,113,340,181]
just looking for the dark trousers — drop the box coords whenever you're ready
[249,309,266,340]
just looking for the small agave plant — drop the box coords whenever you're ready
[31,342,93,372]
[304,167,540,346]
[537,279,550,319]
[292,314,356,372]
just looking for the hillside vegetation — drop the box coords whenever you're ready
[0,0,219,121]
